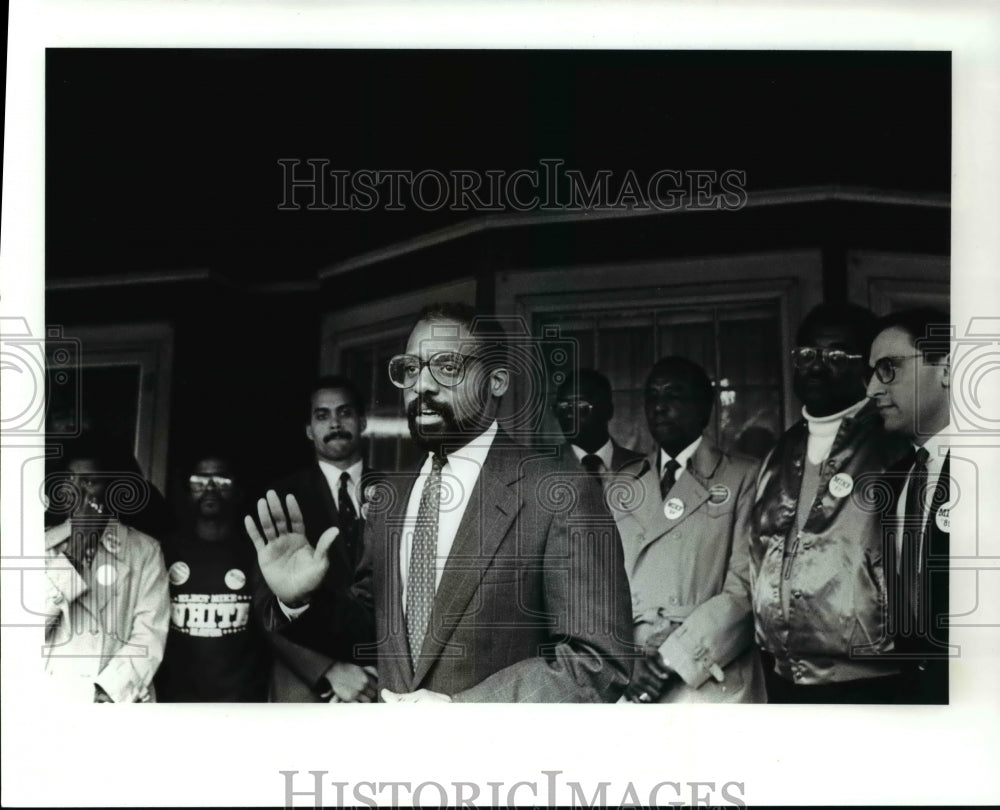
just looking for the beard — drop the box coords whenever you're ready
[406,396,461,450]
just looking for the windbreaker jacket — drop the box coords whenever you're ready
[750,400,909,685]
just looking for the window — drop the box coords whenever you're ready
[533,302,784,458]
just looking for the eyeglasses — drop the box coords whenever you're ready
[554,400,594,418]
[388,352,478,389]
[790,347,864,371]
[189,475,233,494]
[869,354,922,384]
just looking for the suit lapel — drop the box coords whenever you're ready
[635,439,718,554]
[411,441,523,687]
[91,521,127,615]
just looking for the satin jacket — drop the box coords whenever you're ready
[750,399,909,685]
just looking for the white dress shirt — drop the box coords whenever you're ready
[658,436,703,484]
[399,420,498,613]
[278,457,364,620]
[317,458,364,513]
[570,438,614,471]
[895,427,950,573]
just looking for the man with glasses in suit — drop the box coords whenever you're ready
[552,368,645,481]
[866,307,951,704]
[247,303,633,703]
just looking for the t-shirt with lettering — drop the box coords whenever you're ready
[155,533,269,701]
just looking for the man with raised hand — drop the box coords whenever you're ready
[253,376,379,703]
[247,303,633,703]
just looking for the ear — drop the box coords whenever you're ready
[490,368,510,398]
[359,414,368,436]
[940,353,950,389]
[305,423,315,442]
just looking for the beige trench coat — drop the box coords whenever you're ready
[606,437,766,703]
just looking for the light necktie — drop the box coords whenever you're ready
[338,471,358,559]
[660,458,681,500]
[406,451,445,665]
[581,454,603,476]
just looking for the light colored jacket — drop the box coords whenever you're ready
[43,520,170,702]
[608,437,766,703]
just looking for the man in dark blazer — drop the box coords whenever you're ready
[866,307,951,704]
[252,375,379,702]
[247,304,634,703]
[553,368,645,480]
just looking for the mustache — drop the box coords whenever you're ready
[406,397,454,419]
[323,429,354,442]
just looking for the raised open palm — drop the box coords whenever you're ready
[245,490,339,606]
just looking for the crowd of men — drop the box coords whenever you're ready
[40,301,951,704]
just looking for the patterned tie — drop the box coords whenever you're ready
[660,458,681,500]
[901,446,930,622]
[406,451,445,665]
[581,454,603,476]
[338,471,358,559]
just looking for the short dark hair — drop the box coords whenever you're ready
[796,302,879,356]
[645,356,715,409]
[874,307,951,363]
[415,302,509,372]
[306,375,366,421]
[59,431,139,475]
[555,368,613,408]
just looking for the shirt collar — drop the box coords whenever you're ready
[45,519,125,558]
[660,435,702,476]
[437,420,499,470]
[915,426,950,464]
[318,457,364,488]
[570,438,613,470]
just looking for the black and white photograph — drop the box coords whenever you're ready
[2,1,999,807]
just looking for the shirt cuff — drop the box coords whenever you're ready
[278,599,311,620]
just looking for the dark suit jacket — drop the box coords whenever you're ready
[253,462,379,702]
[561,440,646,476]
[886,451,950,704]
[283,431,634,702]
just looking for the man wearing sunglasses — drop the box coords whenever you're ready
[552,368,644,481]
[248,303,633,703]
[867,307,951,704]
[253,376,380,703]
[750,303,910,702]
[155,453,270,701]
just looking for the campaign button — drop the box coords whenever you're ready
[708,484,731,505]
[225,568,247,590]
[663,498,685,520]
[96,564,117,587]
[828,473,854,499]
[169,561,190,586]
[936,507,950,533]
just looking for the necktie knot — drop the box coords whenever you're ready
[914,446,930,468]
[581,454,603,475]
[431,451,447,474]
[660,458,681,499]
